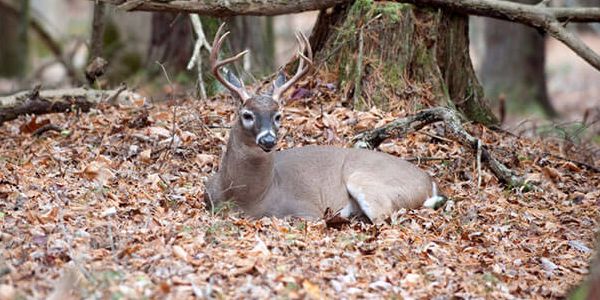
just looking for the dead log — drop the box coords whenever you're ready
[0,87,128,124]
[92,0,348,16]
[353,107,526,188]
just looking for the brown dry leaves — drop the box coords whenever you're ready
[0,83,598,299]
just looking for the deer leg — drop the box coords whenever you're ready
[344,173,399,223]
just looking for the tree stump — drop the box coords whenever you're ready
[312,0,498,125]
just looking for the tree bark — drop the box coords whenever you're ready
[228,16,275,79]
[0,0,28,78]
[147,12,194,77]
[313,1,498,125]
[480,0,556,117]
[90,2,107,61]
[90,0,348,16]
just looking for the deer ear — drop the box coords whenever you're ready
[226,69,244,89]
[266,71,286,96]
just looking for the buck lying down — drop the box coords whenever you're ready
[204,24,441,223]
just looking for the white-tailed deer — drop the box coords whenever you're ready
[204,24,442,223]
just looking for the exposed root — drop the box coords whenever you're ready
[353,107,527,189]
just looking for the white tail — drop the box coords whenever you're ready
[204,24,440,223]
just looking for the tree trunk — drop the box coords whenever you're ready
[147,12,194,77]
[90,2,107,61]
[228,16,275,79]
[0,0,29,79]
[480,0,556,117]
[313,1,498,125]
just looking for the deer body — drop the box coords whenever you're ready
[206,131,435,222]
[204,24,439,223]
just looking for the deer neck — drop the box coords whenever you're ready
[219,123,275,209]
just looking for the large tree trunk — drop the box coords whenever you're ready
[147,12,194,77]
[312,1,498,125]
[479,0,556,117]
[228,16,275,79]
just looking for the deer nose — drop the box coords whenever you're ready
[257,133,277,152]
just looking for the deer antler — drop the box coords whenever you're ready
[210,23,250,102]
[272,31,314,102]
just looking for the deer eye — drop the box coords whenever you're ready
[242,111,254,122]
[273,113,282,125]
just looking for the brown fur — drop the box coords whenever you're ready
[205,98,435,223]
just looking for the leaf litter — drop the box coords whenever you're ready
[0,80,598,299]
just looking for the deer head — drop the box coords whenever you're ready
[210,23,313,153]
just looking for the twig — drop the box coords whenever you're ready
[476,139,482,190]
[156,61,178,170]
[353,28,364,109]
[543,152,600,173]
[105,84,127,105]
[419,131,454,143]
[404,156,456,162]
[32,124,64,136]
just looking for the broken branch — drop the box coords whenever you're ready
[395,0,600,71]
[0,87,132,124]
[89,0,348,16]
[353,107,526,188]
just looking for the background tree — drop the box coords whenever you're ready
[147,12,194,77]
[228,16,275,79]
[479,0,556,117]
[0,0,29,79]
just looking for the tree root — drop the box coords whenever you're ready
[353,107,527,189]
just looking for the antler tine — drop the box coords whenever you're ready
[272,31,313,102]
[210,23,250,102]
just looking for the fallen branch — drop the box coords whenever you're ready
[91,0,348,16]
[395,0,600,71]
[32,124,64,136]
[543,152,600,173]
[353,107,526,188]
[0,87,132,124]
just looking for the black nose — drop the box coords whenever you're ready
[258,134,276,151]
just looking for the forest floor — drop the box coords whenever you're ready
[0,78,599,299]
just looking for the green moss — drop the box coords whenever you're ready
[375,2,412,22]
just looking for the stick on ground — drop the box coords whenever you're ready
[353,107,526,188]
